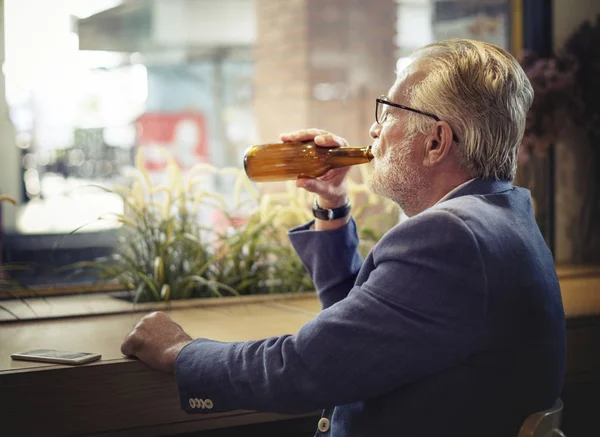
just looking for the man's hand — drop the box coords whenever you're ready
[121,311,193,374]
[280,128,350,209]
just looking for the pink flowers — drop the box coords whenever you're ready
[518,14,600,164]
[518,52,581,163]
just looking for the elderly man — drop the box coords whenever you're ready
[122,39,565,437]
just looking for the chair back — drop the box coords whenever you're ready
[518,399,565,437]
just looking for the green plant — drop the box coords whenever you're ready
[63,149,315,302]
[0,195,35,319]
[3,146,400,307]
[60,145,400,303]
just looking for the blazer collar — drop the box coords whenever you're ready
[441,178,513,203]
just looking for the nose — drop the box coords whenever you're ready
[369,121,381,139]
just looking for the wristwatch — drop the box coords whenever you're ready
[312,197,352,220]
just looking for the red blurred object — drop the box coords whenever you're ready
[136,112,209,171]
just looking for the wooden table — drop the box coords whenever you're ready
[2,267,600,437]
[0,295,323,437]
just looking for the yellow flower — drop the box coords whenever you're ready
[131,181,145,206]
[154,256,164,284]
[160,284,171,301]
[135,147,152,190]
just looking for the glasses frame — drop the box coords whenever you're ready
[376,96,460,143]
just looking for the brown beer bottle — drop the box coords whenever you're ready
[243,141,374,182]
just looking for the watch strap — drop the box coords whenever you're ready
[312,198,351,220]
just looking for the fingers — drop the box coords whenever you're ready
[296,177,336,194]
[314,133,348,148]
[280,128,327,142]
[120,311,165,357]
[121,329,141,357]
[296,168,349,196]
[280,129,348,148]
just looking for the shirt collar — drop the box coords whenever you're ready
[435,178,476,205]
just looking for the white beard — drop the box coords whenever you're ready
[369,137,431,215]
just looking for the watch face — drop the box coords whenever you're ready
[312,209,330,220]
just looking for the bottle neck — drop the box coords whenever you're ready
[327,146,373,164]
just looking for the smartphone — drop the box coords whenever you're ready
[11,349,102,365]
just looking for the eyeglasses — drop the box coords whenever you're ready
[376,96,460,143]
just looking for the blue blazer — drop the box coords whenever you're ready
[175,179,566,437]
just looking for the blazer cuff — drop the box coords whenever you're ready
[174,338,237,414]
[288,218,361,288]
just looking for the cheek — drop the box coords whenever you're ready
[377,128,396,158]
[377,141,387,158]
[388,136,417,168]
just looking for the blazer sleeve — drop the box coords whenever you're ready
[175,210,487,415]
[287,218,364,309]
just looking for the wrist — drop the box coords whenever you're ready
[312,197,351,231]
[316,195,348,210]
[167,339,193,374]
[313,212,351,231]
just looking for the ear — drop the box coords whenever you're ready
[422,121,454,168]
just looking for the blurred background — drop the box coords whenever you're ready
[0,0,599,285]
[2,4,600,436]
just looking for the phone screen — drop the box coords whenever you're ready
[11,349,102,365]
[23,349,94,359]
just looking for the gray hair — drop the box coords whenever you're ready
[404,39,534,181]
